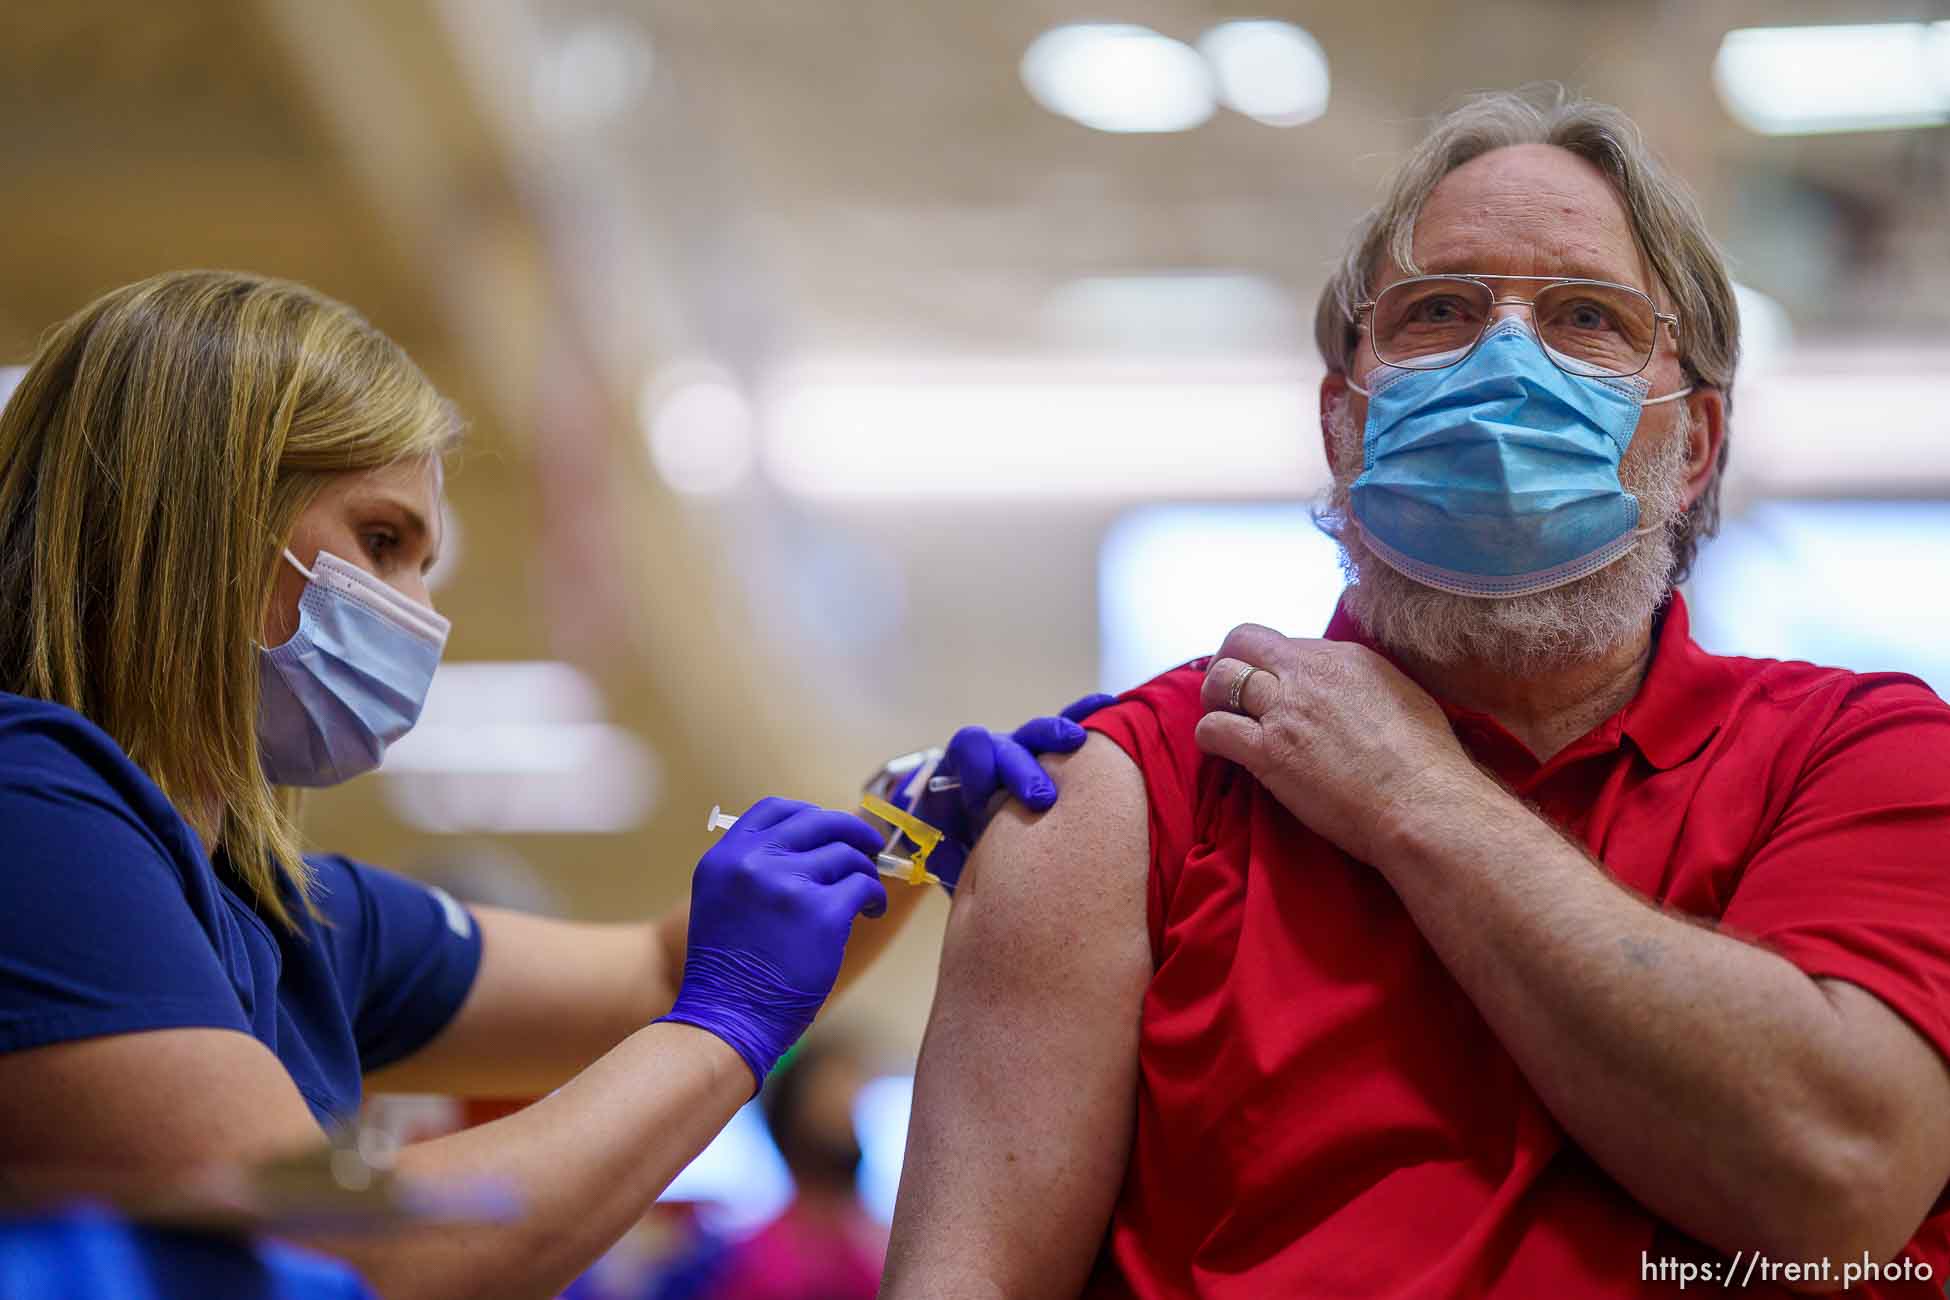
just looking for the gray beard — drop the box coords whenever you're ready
[1320,398,1693,675]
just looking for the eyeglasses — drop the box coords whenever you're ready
[1354,274,1681,380]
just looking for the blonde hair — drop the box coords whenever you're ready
[0,270,461,928]
[1315,86,1741,584]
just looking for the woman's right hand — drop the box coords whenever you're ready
[655,798,889,1092]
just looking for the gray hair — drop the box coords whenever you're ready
[1314,86,1740,585]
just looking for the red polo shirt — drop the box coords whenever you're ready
[1082,591,1950,1298]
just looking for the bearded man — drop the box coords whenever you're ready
[880,91,1950,1299]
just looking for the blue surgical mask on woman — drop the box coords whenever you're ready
[257,548,449,787]
[1346,318,1692,598]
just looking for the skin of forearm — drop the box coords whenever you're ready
[314,1022,748,1300]
[1373,773,1909,1265]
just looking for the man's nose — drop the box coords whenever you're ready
[1487,300,1531,327]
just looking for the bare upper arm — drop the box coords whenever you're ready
[0,1029,324,1189]
[882,734,1152,1300]
[366,907,676,1098]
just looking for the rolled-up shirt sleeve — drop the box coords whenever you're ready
[306,855,483,1073]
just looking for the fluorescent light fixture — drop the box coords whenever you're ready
[1730,282,1792,376]
[1732,345,1950,492]
[759,358,1327,500]
[641,367,756,497]
[1198,20,1330,127]
[1099,504,1347,691]
[1688,502,1950,695]
[381,662,658,833]
[1714,22,1950,135]
[1039,272,1301,353]
[1020,24,1215,133]
[532,18,652,129]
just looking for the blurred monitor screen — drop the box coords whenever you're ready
[1098,504,1347,692]
[1688,500,1950,695]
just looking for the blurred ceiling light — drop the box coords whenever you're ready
[1197,20,1330,127]
[532,18,653,129]
[760,360,1326,499]
[1730,282,1793,377]
[1714,22,1950,135]
[0,365,25,412]
[1734,347,1950,492]
[1040,272,1300,353]
[1020,24,1216,133]
[382,661,658,833]
[641,367,757,497]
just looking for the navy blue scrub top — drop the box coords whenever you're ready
[0,691,482,1126]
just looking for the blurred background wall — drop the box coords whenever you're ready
[3,0,1947,1106]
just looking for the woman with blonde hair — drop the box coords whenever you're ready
[0,270,1100,1297]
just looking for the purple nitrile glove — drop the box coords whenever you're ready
[902,692,1119,893]
[655,797,889,1093]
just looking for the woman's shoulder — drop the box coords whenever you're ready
[0,691,200,862]
[0,690,128,774]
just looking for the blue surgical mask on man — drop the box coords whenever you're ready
[257,548,449,787]
[1345,318,1692,598]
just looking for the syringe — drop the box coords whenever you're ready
[706,805,944,888]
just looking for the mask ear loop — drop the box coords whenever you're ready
[253,549,316,653]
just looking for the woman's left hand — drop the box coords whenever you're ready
[894,693,1118,893]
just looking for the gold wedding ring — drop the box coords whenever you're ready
[1226,663,1261,714]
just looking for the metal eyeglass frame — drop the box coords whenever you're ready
[1352,273,1682,380]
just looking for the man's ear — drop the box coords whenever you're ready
[1320,372,1354,476]
[1680,384,1727,513]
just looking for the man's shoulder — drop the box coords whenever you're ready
[1084,661,1211,754]
[1682,644,1950,777]
[1696,645,1947,723]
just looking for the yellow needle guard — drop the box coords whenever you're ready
[859,793,944,887]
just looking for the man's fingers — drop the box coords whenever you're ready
[1200,657,1282,720]
[1194,710,1261,768]
[1214,622,1296,672]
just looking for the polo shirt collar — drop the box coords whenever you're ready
[1321,588,1723,773]
[1614,590,1727,770]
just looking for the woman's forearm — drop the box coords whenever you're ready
[316,1022,748,1300]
